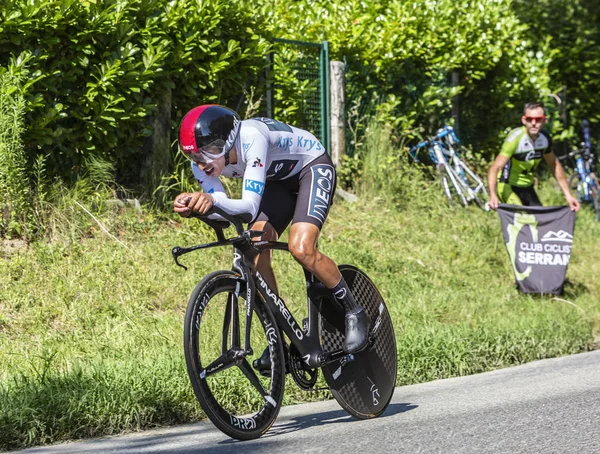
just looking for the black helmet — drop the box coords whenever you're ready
[179,105,241,164]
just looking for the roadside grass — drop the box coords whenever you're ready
[1,166,599,450]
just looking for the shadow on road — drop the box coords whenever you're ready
[265,401,418,438]
[22,403,418,453]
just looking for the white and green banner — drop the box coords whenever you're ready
[497,204,576,294]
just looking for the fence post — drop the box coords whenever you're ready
[319,41,330,153]
[451,71,460,136]
[330,61,345,166]
[141,86,172,197]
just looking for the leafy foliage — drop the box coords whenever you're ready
[0,66,30,237]
[2,0,600,240]
[0,0,270,184]
[261,0,553,155]
[512,0,600,147]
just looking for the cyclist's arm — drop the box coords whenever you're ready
[210,130,269,220]
[487,154,509,209]
[172,164,228,217]
[543,151,580,211]
[488,130,520,209]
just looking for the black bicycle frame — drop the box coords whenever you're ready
[244,241,347,368]
[172,209,348,370]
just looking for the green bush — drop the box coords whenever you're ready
[513,0,600,145]
[3,0,598,196]
[263,0,552,155]
[0,0,270,185]
[0,67,30,237]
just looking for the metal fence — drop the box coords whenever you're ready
[266,38,330,152]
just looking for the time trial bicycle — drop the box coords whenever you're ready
[171,206,397,440]
[558,119,599,221]
[410,126,489,211]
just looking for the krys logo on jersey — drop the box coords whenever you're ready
[497,205,576,294]
[244,179,265,196]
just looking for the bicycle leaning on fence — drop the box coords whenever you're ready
[558,119,600,221]
[171,206,397,440]
[410,126,490,211]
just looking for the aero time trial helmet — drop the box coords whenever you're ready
[178,105,241,165]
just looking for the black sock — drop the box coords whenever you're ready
[330,276,358,312]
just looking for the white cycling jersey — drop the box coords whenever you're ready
[192,117,326,219]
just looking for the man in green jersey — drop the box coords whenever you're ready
[487,101,580,212]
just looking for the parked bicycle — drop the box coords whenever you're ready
[558,119,599,221]
[171,207,397,440]
[410,126,490,211]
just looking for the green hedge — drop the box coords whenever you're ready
[513,0,600,144]
[0,0,270,184]
[263,0,553,152]
[1,0,599,193]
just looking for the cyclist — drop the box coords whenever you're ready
[173,105,370,367]
[487,101,580,212]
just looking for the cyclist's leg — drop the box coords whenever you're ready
[249,181,295,374]
[287,154,370,354]
[497,182,524,205]
[288,222,340,287]
[249,180,296,292]
[512,185,542,206]
[249,220,279,292]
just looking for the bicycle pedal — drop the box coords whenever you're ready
[367,335,376,348]
[340,353,355,365]
[252,348,291,377]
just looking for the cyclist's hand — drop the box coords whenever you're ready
[489,194,500,211]
[174,192,193,217]
[566,194,580,212]
[186,192,214,215]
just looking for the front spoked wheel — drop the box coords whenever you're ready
[459,161,490,211]
[320,265,397,419]
[184,270,286,440]
[569,173,583,202]
[439,165,468,208]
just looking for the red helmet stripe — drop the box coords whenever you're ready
[179,105,217,153]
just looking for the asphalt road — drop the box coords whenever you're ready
[17,350,600,454]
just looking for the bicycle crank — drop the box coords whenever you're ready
[289,344,319,390]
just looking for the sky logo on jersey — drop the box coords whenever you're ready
[245,179,265,195]
[266,159,297,179]
[252,158,264,168]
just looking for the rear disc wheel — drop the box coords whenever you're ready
[320,265,397,419]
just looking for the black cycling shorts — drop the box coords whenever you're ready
[497,183,542,207]
[251,153,336,235]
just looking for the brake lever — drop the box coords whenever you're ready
[171,246,188,271]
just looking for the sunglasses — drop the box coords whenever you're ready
[188,152,213,166]
[182,139,226,166]
[523,116,547,123]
